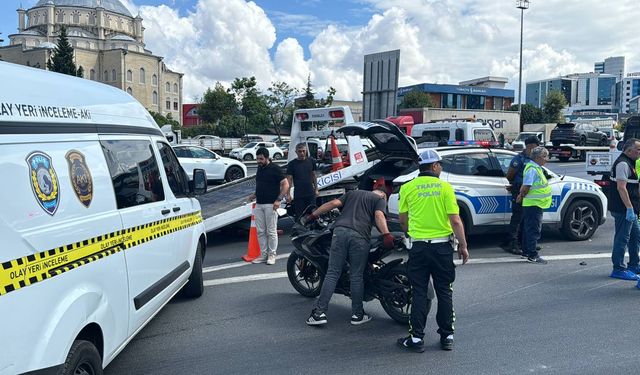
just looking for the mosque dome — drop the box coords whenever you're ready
[34,0,133,17]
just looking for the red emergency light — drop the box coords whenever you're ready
[329,110,344,119]
[295,113,309,121]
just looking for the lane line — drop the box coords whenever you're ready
[203,253,291,273]
[203,252,614,287]
[204,272,288,286]
[204,252,611,274]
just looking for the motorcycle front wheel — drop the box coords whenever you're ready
[379,264,414,325]
[287,253,323,298]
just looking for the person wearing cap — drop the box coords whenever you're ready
[396,149,469,353]
[516,146,550,264]
[500,136,541,255]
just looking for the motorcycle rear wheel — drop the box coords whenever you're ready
[379,264,413,325]
[287,253,323,298]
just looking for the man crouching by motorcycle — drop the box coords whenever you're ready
[304,188,395,326]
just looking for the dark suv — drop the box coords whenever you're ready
[550,123,608,147]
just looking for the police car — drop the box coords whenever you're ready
[386,146,607,240]
[0,62,207,374]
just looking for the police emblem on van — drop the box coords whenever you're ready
[26,151,60,215]
[66,150,93,207]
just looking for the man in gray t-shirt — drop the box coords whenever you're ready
[304,189,395,326]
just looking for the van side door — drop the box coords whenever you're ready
[100,136,188,335]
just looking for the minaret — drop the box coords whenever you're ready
[17,6,26,32]
[134,14,143,43]
[96,6,104,40]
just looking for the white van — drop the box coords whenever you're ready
[0,62,208,375]
[410,119,498,147]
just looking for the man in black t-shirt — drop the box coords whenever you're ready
[304,189,395,326]
[248,148,289,265]
[286,143,318,219]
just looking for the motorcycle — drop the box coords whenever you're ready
[285,206,433,324]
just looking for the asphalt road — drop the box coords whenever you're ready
[106,158,637,375]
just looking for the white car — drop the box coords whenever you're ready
[174,145,247,182]
[385,146,607,240]
[228,141,284,161]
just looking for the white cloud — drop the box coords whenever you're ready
[131,0,640,103]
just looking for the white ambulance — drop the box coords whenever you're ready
[0,62,208,375]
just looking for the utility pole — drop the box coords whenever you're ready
[517,0,530,132]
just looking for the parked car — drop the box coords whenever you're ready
[174,145,247,182]
[228,141,284,161]
[550,123,608,147]
[384,146,607,241]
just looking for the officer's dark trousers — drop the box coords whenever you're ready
[522,206,543,258]
[506,192,523,245]
[407,241,455,339]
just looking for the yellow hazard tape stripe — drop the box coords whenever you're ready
[0,211,202,296]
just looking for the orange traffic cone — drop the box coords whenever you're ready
[242,203,261,262]
[330,135,344,172]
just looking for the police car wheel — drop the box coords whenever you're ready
[182,242,204,298]
[287,253,323,297]
[60,340,102,375]
[561,200,598,241]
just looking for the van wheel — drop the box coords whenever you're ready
[243,154,253,161]
[60,340,102,375]
[561,200,598,240]
[182,242,204,298]
[558,157,570,162]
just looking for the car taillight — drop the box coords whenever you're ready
[295,113,309,120]
[329,110,344,119]
[594,180,610,187]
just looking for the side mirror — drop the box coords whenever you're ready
[193,168,207,195]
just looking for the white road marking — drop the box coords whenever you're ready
[203,253,291,273]
[204,272,288,286]
[204,252,613,287]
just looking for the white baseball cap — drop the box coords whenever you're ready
[418,149,442,165]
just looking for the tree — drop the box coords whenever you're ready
[149,111,180,129]
[543,90,568,123]
[47,26,83,77]
[399,90,435,109]
[295,75,337,109]
[508,103,546,126]
[198,82,237,124]
[266,81,299,142]
[231,77,271,134]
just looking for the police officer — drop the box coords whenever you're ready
[516,146,551,264]
[500,136,540,255]
[396,149,469,353]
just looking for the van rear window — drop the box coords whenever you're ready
[474,129,495,141]
[418,130,450,145]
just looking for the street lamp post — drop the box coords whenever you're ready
[517,0,529,132]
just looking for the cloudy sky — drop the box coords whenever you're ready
[1,0,639,103]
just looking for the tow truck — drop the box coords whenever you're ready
[195,106,380,232]
[585,115,640,196]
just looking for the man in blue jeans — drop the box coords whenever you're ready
[304,189,394,326]
[608,138,640,280]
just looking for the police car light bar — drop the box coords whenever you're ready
[447,140,499,147]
